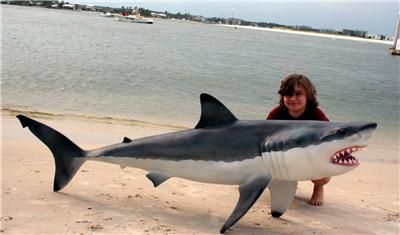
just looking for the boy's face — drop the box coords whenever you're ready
[283,84,307,114]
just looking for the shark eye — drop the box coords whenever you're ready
[336,128,347,136]
[321,128,347,141]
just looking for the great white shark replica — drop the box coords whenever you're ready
[17,93,377,233]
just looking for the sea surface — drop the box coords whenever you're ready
[2,5,399,162]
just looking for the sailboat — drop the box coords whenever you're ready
[390,12,400,56]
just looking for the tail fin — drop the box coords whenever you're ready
[16,115,86,192]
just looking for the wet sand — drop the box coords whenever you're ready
[1,113,399,234]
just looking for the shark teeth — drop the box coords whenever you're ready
[331,146,365,167]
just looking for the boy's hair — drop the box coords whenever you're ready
[278,73,319,109]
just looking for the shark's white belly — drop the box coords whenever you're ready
[262,145,331,181]
[94,156,267,185]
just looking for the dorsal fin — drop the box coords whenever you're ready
[195,93,237,129]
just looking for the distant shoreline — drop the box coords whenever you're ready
[2,4,393,45]
[218,24,393,45]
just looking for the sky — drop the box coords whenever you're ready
[74,1,399,35]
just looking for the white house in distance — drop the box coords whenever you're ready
[224,18,241,25]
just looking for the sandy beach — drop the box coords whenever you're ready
[218,24,393,45]
[1,112,399,234]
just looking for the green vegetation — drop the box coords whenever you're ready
[1,0,58,7]
[139,8,152,17]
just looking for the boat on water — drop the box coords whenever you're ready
[390,12,400,56]
[113,7,154,24]
[99,12,113,18]
[114,14,154,24]
[127,15,154,24]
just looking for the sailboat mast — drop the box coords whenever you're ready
[392,12,400,50]
[390,12,400,55]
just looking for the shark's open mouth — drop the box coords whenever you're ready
[331,146,366,166]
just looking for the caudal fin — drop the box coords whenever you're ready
[16,115,86,192]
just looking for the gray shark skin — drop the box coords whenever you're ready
[16,93,377,234]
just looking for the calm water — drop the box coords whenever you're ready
[2,5,399,161]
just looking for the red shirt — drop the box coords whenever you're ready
[267,106,329,121]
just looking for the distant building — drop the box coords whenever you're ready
[224,18,241,25]
[375,35,385,40]
[192,16,206,23]
[385,36,394,41]
[84,4,96,11]
[342,29,367,38]
[366,34,385,40]
[320,29,339,34]
[294,25,319,33]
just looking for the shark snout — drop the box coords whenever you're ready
[358,122,377,140]
[361,123,377,131]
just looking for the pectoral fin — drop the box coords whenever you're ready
[122,137,132,143]
[146,172,171,187]
[220,176,271,234]
[268,179,297,217]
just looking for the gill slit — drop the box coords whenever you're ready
[277,139,284,178]
[273,151,283,178]
[268,152,277,177]
[263,139,277,177]
[280,139,288,179]
[281,151,289,179]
